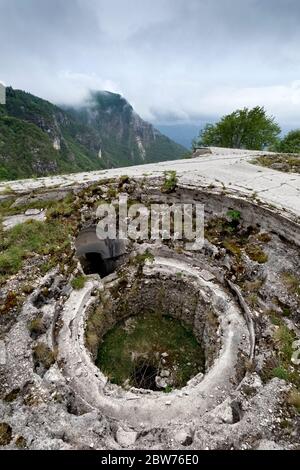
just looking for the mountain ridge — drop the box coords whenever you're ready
[0,87,186,181]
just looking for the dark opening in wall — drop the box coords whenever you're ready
[79,252,109,277]
[132,360,159,390]
[75,226,126,278]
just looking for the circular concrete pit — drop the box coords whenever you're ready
[56,255,251,428]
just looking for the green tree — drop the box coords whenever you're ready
[195,106,281,151]
[274,129,300,153]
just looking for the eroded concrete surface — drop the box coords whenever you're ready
[1,147,299,219]
[0,148,299,450]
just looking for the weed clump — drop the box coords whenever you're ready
[15,436,27,448]
[33,343,55,370]
[28,316,45,337]
[281,272,300,296]
[133,250,154,266]
[162,171,178,193]
[0,423,12,446]
[0,290,18,314]
[245,244,268,263]
[71,275,87,290]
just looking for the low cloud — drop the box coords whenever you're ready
[0,0,299,128]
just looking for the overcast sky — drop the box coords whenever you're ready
[0,0,300,128]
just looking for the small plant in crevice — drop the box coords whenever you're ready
[33,343,56,371]
[15,436,27,449]
[161,170,178,193]
[281,272,300,296]
[226,209,241,231]
[0,422,12,446]
[28,316,46,338]
[106,186,117,200]
[267,322,299,388]
[133,249,154,267]
[118,175,130,188]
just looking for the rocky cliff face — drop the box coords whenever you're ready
[65,90,186,167]
[0,88,186,181]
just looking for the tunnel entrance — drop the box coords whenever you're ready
[80,252,109,277]
[75,226,127,279]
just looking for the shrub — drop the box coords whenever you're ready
[195,106,280,150]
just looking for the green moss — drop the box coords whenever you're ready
[0,218,72,283]
[118,175,130,187]
[22,283,34,294]
[262,311,300,388]
[106,186,117,199]
[85,299,109,354]
[223,239,241,256]
[226,209,241,222]
[245,244,268,263]
[267,310,282,326]
[71,275,87,290]
[247,293,259,308]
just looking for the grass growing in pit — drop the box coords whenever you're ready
[96,313,205,390]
